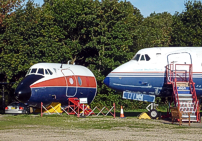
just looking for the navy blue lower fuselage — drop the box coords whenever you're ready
[15,74,97,108]
[104,74,202,98]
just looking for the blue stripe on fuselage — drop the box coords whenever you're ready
[106,76,165,96]
[105,74,202,98]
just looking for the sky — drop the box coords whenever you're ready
[27,0,201,17]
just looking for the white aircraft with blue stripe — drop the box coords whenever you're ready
[104,47,202,103]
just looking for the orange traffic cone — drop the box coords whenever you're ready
[120,106,125,118]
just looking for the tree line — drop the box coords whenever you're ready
[1,0,202,109]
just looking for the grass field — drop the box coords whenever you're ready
[0,113,186,130]
[1,113,202,140]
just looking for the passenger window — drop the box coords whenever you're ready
[78,77,82,86]
[140,55,145,61]
[145,54,150,61]
[132,54,140,61]
[31,68,37,73]
[37,68,44,75]
[45,69,49,75]
[47,69,53,75]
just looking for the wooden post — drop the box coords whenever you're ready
[77,102,80,118]
[188,112,191,126]
[41,102,43,117]
[113,103,115,119]
[2,85,5,114]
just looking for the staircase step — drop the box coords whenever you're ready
[183,115,196,117]
[177,94,192,97]
[179,102,194,106]
[182,116,197,121]
[180,109,195,112]
[182,119,197,122]
[178,98,193,101]
[182,113,196,118]
[177,101,193,104]
[180,106,195,109]
[177,91,191,94]
[179,102,193,105]
[179,106,194,108]
[176,82,189,87]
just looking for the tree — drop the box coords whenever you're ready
[134,12,173,49]
[0,0,22,25]
[43,0,143,108]
[0,0,23,105]
[0,0,71,88]
[84,0,144,108]
[171,1,202,46]
[1,0,167,109]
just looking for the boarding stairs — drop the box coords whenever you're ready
[67,97,94,116]
[166,64,200,122]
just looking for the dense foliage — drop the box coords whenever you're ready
[0,0,202,109]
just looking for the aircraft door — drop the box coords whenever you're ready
[61,69,77,97]
[167,52,192,81]
[167,52,192,65]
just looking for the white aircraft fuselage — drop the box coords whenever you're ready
[104,47,202,99]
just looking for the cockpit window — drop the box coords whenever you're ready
[140,55,145,61]
[37,68,44,75]
[132,54,140,61]
[47,69,53,75]
[145,54,150,61]
[27,68,53,76]
[26,69,31,75]
[31,68,37,73]
[45,69,49,75]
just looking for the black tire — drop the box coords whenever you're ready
[149,109,158,119]
[26,106,30,114]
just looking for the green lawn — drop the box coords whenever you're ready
[0,112,187,131]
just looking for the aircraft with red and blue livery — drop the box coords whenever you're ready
[15,63,97,108]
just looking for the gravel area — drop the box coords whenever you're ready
[1,118,202,141]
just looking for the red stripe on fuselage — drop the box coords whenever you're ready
[30,76,96,88]
[84,76,96,87]
[30,77,66,88]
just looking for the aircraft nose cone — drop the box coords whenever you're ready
[15,84,31,103]
[15,75,44,103]
[103,77,110,87]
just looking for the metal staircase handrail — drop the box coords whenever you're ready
[188,65,198,106]
[188,65,200,121]
[166,64,189,83]
[174,79,180,109]
[166,64,181,109]
[166,64,200,122]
